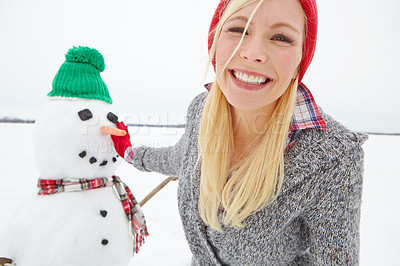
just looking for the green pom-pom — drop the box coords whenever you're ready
[65,46,105,72]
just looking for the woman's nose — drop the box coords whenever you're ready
[239,36,267,64]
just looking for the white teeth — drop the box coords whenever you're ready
[232,71,268,85]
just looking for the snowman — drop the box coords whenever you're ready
[0,46,147,266]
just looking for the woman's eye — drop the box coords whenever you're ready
[228,27,248,35]
[271,34,293,44]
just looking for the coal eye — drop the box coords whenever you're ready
[78,109,93,121]
[107,112,118,124]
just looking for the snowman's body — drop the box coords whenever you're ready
[0,98,134,265]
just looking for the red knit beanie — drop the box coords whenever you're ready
[208,0,318,83]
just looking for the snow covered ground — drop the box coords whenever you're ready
[0,123,399,265]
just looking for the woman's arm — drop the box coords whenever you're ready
[124,92,206,177]
[305,145,365,265]
[126,132,189,177]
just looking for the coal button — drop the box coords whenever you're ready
[100,210,108,217]
[102,239,109,245]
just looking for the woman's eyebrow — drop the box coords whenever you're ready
[270,22,301,34]
[226,15,251,24]
[227,16,301,35]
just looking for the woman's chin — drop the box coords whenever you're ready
[226,96,274,112]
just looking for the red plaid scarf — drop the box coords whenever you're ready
[37,176,148,254]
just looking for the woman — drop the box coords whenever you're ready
[112,0,367,264]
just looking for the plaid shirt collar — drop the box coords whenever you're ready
[291,83,327,131]
[204,82,327,132]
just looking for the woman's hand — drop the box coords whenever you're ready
[111,121,132,158]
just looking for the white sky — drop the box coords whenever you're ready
[0,0,399,133]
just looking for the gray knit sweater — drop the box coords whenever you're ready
[131,92,367,265]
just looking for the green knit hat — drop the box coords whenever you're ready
[48,46,112,104]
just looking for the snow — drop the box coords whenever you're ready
[0,123,399,265]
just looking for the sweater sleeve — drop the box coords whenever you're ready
[126,92,206,177]
[304,144,365,265]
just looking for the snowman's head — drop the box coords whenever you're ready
[34,46,124,179]
[33,98,122,179]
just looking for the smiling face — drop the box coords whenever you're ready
[215,0,305,112]
[33,98,121,179]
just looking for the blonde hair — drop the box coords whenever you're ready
[197,0,300,230]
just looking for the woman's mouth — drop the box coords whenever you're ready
[229,69,272,90]
[231,70,270,84]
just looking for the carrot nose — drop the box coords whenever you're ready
[100,126,127,136]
